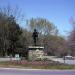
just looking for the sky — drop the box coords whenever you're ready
[0,0,75,37]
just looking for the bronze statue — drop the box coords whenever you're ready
[32,29,38,46]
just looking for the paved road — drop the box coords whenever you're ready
[46,56,75,65]
[0,68,75,75]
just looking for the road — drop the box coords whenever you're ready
[45,56,75,65]
[0,68,75,75]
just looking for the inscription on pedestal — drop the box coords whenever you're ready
[28,46,44,60]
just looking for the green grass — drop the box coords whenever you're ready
[25,64,75,69]
[0,61,75,69]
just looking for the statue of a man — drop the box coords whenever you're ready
[32,29,38,46]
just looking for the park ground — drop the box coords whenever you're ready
[0,60,75,70]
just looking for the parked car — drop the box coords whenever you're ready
[64,55,73,60]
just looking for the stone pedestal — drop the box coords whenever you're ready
[28,46,44,60]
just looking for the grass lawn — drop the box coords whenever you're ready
[0,60,75,69]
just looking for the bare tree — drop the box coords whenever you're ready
[68,17,75,56]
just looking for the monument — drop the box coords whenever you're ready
[32,29,38,46]
[28,29,44,60]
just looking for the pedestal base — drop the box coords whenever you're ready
[28,46,44,60]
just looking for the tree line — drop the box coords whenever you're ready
[0,7,75,57]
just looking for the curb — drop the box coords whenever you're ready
[0,67,75,71]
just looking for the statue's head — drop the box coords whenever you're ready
[34,29,37,32]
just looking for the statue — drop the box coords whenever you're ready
[32,29,38,46]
